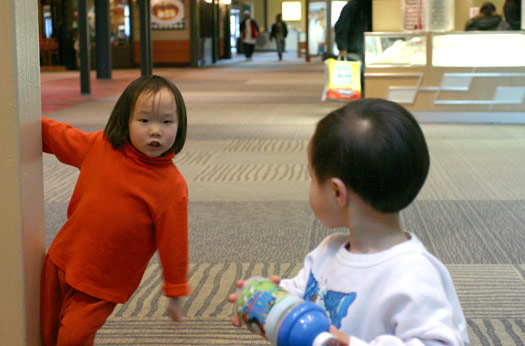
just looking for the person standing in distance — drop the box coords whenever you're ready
[270,13,288,61]
[503,0,521,30]
[240,11,260,61]
[334,0,371,96]
[465,2,511,31]
[334,0,371,61]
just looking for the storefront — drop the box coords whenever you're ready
[365,31,525,114]
[38,0,133,69]
[306,0,346,56]
[365,0,525,117]
[38,0,235,70]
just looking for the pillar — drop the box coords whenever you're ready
[95,0,112,79]
[139,0,153,76]
[190,0,201,67]
[0,0,46,344]
[326,0,333,55]
[78,0,91,94]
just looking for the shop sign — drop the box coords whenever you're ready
[151,0,185,30]
[469,7,480,18]
[403,0,453,32]
[403,0,425,30]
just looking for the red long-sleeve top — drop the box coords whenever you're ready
[42,117,190,303]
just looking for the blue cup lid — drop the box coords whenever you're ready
[276,302,331,346]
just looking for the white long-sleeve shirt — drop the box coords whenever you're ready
[280,233,469,346]
[243,19,257,44]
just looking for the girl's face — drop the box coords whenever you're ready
[129,88,178,157]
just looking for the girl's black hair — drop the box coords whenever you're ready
[104,75,187,154]
[310,98,430,213]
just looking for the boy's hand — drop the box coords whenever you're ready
[166,297,184,322]
[329,326,350,346]
[227,279,245,327]
[268,274,281,285]
[227,275,282,327]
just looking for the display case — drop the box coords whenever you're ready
[432,32,525,67]
[365,31,525,113]
[365,32,427,67]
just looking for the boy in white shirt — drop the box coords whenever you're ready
[229,98,469,346]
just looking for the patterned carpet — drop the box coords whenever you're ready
[41,52,525,345]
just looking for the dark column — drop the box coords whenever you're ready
[78,0,91,94]
[139,0,153,76]
[95,0,112,79]
[305,0,310,62]
[213,0,219,63]
[190,0,200,67]
[326,0,333,55]
[223,6,231,59]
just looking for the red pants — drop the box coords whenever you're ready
[40,256,117,346]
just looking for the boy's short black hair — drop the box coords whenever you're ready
[104,75,187,154]
[310,98,429,213]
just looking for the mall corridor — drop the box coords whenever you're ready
[41,52,525,345]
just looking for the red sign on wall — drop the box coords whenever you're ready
[404,0,425,30]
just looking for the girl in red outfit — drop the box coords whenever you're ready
[41,75,190,346]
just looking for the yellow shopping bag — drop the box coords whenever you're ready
[322,58,362,101]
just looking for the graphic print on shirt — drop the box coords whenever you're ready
[304,272,356,328]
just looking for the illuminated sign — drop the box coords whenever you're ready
[282,1,301,21]
[151,0,185,30]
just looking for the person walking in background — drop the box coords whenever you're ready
[240,11,259,61]
[40,75,190,345]
[465,2,511,30]
[504,0,522,30]
[270,13,288,61]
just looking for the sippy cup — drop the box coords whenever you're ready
[234,277,340,346]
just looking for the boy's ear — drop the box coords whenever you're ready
[330,178,348,207]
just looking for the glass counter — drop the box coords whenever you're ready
[365,31,525,68]
[365,32,427,67]
[364,31,525,113]
[432,31,525,67]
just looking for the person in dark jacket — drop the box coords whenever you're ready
[239,11,260,61]
[270,13,288,61]
[334,0,371,98]
[465,2,511,31]
[504,0,522,30]
[334,0,371,61]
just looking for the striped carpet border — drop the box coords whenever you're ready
[96,319,267,345]
[109,263,525,320]
[174,151,214,165]
[96,318,525,346]
[223,139,307,153]
[193,163,309,182]
[110,263,302,320]
[468,319,525,346]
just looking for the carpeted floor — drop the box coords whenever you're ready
[42,52,525,345]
